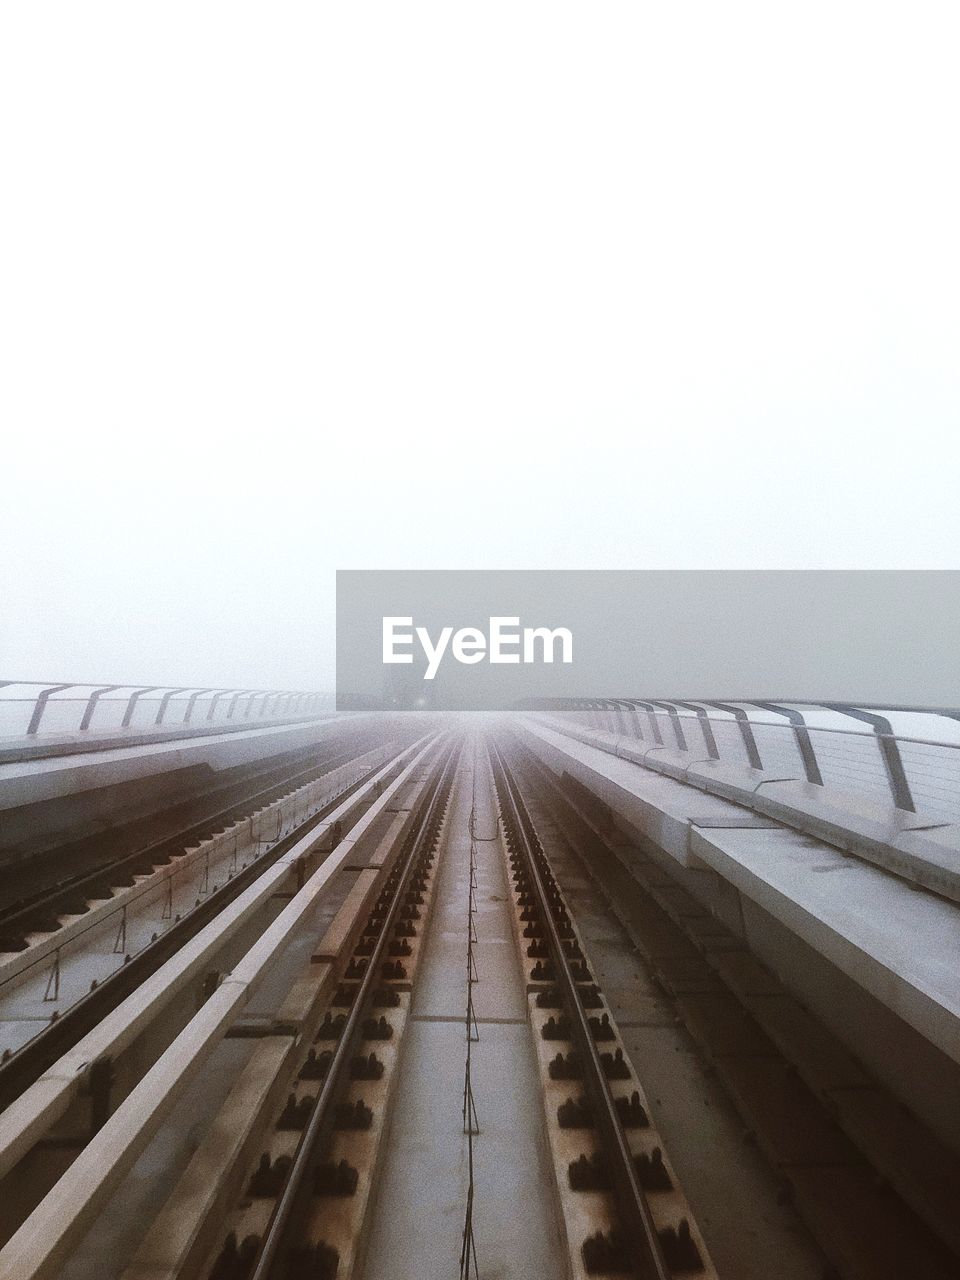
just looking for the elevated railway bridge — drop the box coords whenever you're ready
[0,682,957,1280]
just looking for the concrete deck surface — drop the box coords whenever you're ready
[360,743,566,1280]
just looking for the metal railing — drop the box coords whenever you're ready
[0,680,335,739]
[521,698,960,826]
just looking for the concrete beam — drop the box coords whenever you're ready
[689,824,960,1066]
[0,717,359,815]
[530,713,960,903]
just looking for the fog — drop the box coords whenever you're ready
[2,4,959,690]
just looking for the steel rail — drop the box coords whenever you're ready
[0,742,366,939]
[0,750,392,1111]
[490,742,671,1280]
[247,739,459,1280]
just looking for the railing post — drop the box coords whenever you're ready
[827,705,916,813]
[227,690,252,719]
[598,699,618,733]
[613,699,643,740]
[154,688,188,726]
[670,701,720,759]
[79,685,119,732]
[182,689,212,725]
[123,687,160,728]
[751,703,824,786]
[708,702,763,770]
[206,690,232,722]
[607,699,628,735]
[26,684,73,736]
[649,701,689,751]
[245,691,269,720]
[627,701,665,746]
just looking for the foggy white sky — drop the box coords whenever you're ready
[2,3,959,690]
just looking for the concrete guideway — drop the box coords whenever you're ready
[360,737,567,1280]
[112,736,461,1280]
[505,761,825,1280]
[522,716,960,1095]
[0,733,444,1280]
[504,734,960,1278]
[0,735,435,1196]
[0,744,393,1058]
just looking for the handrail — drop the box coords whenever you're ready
[523,698,960,751]
[0,681,333,738]
[523,697,960,817]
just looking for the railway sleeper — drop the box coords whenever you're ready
[493,743,718,1280]
[193,747,456,1280]
[535,751,960,1279]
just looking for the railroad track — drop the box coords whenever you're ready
[0,725,956,1280]
[202,738,461,1280]
[0,736,402,1109]
[502,730,960,1280]
[0,736,378,949]
[115,734,716,1280]
[0,732,446,1280]
[490,741,715,1280]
